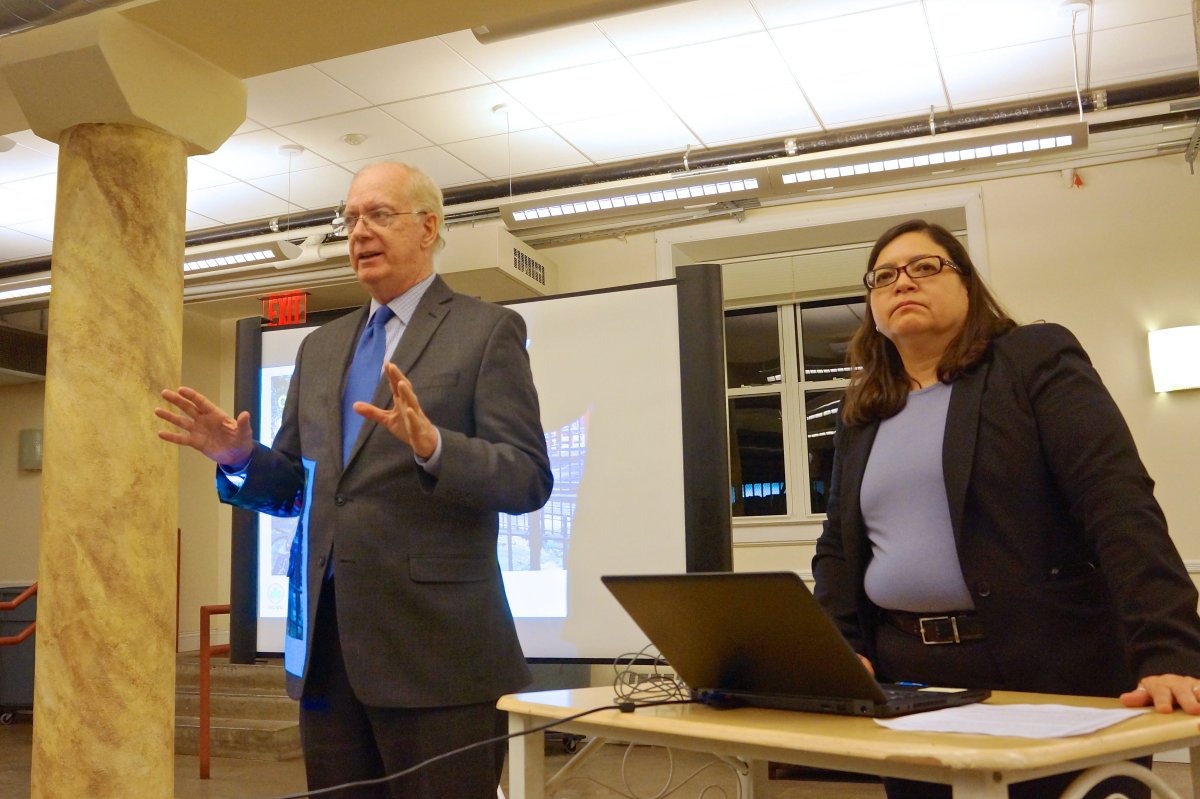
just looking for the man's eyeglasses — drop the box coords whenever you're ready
[334,209,427,237]
[863,255,962,290]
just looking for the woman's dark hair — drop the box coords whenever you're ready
[841,219,1016,425]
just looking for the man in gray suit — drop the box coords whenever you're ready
[157,161,553,798]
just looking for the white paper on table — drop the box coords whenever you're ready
[875,704,1148,738]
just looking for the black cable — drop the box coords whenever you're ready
[244,698,696,799]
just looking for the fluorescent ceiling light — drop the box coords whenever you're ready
[1148,326,1200,392]
[773,122,1088,191]
[0,283,50,302]
[501,168,768,230]
[183,240,302,274]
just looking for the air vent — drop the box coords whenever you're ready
[512,248,547,286]
[437,223,558,301]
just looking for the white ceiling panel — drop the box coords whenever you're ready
[193,129,332,180]
[4,130,56,156]
[381,85,543,144]
[248,164,355,210]
[314,38,489,105]
[942,39,1079,107]
[0,187,43,225]
[244,66,370,127]
[771,5,937,77]
[185,160,238,191]
[439,26,619,81]
[4,173,56,206]
[1093,0,1194,28]
[1089,17,1199,85]
[672,83,821,145]
[185,210,220,231]
[924,0,1078,57]
[501,60,664,125]
[630,33,796,105]
[749,0,914,30]
[599,0,763,55]
[344,146,488,188]
[802,64,949,127]
[186,183,303,225]
[0,145,56,183]
[8,218,53,241]
[443,128,589,180]
[554,107,698,162]
[0,228,52,259]
[275,108,431,163]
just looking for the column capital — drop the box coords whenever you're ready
[0,10,244,155]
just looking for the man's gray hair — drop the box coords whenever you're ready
[355,161,447,251]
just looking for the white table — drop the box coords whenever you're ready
[501,686,1200,798]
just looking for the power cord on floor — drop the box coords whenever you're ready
[244,696,697,799]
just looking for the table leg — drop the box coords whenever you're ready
[736,758,769,798]
[506,713,545,799]
[1190,746,1199,799]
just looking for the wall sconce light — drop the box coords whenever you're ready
[18,428,42,471]
[1148,326,1200,392]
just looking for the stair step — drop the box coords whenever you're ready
[175,653,288,695]
[175,715,301,761]
[175,690,298,722]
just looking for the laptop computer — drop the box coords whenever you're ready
[601,571,990,718]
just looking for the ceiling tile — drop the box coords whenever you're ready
[186,160,238,191]
[0,144,57,183]
[248,164,355,210]
[925,0,1076,57]
[343,147,488,188]
[750,0,915,29]
[231,118,263,135]
[193,129,332,180]
[1090,17,1199,84]
[501,60,663,126]
[0,228,52,260]
[8,218,53,241]
[599,0,763,55]
[4,173,56,205]
[631,33,796,105]
[672,83,821,145]
[185,211,221,231]
[554,108,698,162]
[439,26,619,81]
[275,108,431,163]
[1093,0,1193,28]
[245,65,370,127]
[443,128,589,180]
[186,183,304,225]
[314,38,488,105]
[0,187,43,225]
[4,130,57,156]
[942,39,1078,107]
[802,65,948,127]
[772,5,937,77]
[381,85,542,145]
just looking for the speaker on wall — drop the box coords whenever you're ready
[18,428,41,471]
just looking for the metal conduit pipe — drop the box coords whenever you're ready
[1,74,1197,282]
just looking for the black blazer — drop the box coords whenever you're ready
[813,323,1200,697]
[219,276,553,706]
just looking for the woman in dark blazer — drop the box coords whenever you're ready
[812,219,1200,799]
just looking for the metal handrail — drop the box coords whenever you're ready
[199,603,231,779]
[0,583,37,646]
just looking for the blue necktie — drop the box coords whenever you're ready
[342,305,394,463]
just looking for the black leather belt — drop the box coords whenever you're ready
[881,610,984,645]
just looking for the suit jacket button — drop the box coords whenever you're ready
[975,581,991,597]
[334,494,346,506]
[317,556,326,567]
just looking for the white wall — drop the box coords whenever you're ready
[0,381,44,585]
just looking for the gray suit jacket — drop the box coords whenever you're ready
[814,323,1200,697]
[219,275,553,706]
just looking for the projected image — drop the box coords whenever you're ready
[259,365,298,620]
[499,414,587,618]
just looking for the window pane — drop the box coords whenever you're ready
[798,300,864,381]
[805,389,844,514]
[725,307,780,388]
[728,395,786,517]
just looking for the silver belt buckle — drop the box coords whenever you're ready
[918,615,959,645]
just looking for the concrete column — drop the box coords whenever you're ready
[0,11,245,797]
[32,122,186,799]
